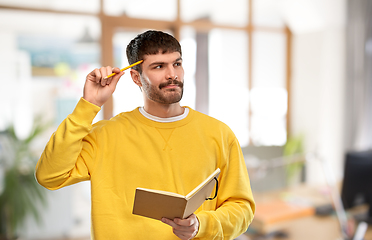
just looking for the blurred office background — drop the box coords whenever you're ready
[0,0,371,239]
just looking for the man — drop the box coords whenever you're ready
[36,30,255,239]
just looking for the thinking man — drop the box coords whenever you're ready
[36,30,255,239]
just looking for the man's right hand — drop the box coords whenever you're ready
[83,66,125,107]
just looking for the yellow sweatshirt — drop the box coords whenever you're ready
[36,98,255,239]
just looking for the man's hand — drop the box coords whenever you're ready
[162,214,199,240]
[83,66,124,107]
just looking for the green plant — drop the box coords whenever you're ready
[0,117,48,239]
[283,134,305,185]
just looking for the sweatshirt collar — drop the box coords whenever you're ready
[133,106,194,128]
[138,107,189,123]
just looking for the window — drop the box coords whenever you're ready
[0,0,291,145]
[251,31,287,146]
[0,9,102,135]
[209,29,250,146]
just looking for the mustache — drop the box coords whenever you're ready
[159,79,184,89]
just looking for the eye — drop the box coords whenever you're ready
[154,65,162,69]
[174,62,182,67]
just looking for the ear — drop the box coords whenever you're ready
[130,69,142,87]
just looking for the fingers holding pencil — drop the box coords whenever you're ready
[104,67,122,86]
[86,66,123,87]
[100,66,111,86]
[84,66,125,107]
[104,60,143,79]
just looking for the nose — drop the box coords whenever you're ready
[165,65,177,80]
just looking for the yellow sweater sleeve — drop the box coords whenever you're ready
[195,138,255,239]
[35,98,101,190]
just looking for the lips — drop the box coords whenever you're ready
[159,80,184,89]
[164,84,179,88]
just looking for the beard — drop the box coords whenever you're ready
[141,77,184,104]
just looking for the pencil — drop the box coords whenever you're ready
[103,60,143,79]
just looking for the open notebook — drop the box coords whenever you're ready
[132,168,220,220]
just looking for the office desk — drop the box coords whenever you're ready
[243,185,372,240]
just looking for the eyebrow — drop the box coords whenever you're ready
[148,57,183,67]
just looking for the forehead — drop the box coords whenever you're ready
[142,51,182,64]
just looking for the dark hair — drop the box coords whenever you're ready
[126,30,182,73]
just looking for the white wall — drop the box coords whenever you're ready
[286,0,347,184]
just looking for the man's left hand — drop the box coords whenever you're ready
[162,214,199,240]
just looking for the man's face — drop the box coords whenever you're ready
[137,51,184,105]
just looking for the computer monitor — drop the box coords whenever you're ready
[341,150,372,224]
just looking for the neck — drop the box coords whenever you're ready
[143,101,184,118]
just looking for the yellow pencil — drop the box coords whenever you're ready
[104,60,143,79]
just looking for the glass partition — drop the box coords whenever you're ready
[209,29,249,146]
